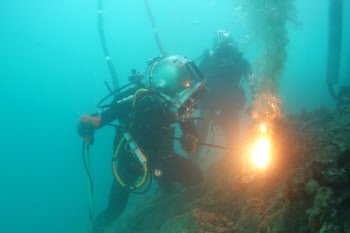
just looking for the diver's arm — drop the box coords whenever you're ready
[78,87,138,141]
[179,119,198,136]
[198,50,212,75]
[98,102,132,127]
[242,58,257,97]
[98,85,145,127]
[179,119,199,153]
[242,58,253,81]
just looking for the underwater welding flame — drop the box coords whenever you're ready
[248,94,282,169]
[252,124,271,168]
[252,137,270,168]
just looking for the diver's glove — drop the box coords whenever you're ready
[180,134,199,153]
[77,121,96,138]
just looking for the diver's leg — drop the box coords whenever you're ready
[157,153,204,186]
[218,111,240,148]
[218,89,246,148]
[197,109,212,143]
[193,109,212,161]
[95,152,140,227]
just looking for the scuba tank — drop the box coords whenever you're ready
[124,131,148,165]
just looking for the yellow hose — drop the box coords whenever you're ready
[112,88,150,190]
[134,165,148,189]
[112,137,126,187]
[133,88,150,108]
[112,136,149,189]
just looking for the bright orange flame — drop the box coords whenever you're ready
[260,123,266,133]
[252,137,270,168]
[183,80,190,87]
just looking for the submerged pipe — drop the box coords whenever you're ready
[98,0,120,92]
[326,0,343,99]
[144,0,168,56]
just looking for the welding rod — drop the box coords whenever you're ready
[173,137,234,151]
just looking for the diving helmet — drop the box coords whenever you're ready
[212,30,239,58]
[145,55,208,120]
[212,30,234,50]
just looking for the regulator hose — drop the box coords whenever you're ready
[96,76,144,109]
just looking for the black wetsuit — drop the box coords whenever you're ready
[197,48,252,148]
[95,85,203,226]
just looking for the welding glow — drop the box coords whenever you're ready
[183,80,190,87]
[253,137,270,168]
[260,124,266,132]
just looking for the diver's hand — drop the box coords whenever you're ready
[180,134,199,153]
[77,121,95,138]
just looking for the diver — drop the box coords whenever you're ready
[194,30,254,161]
[77,55,208,230]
